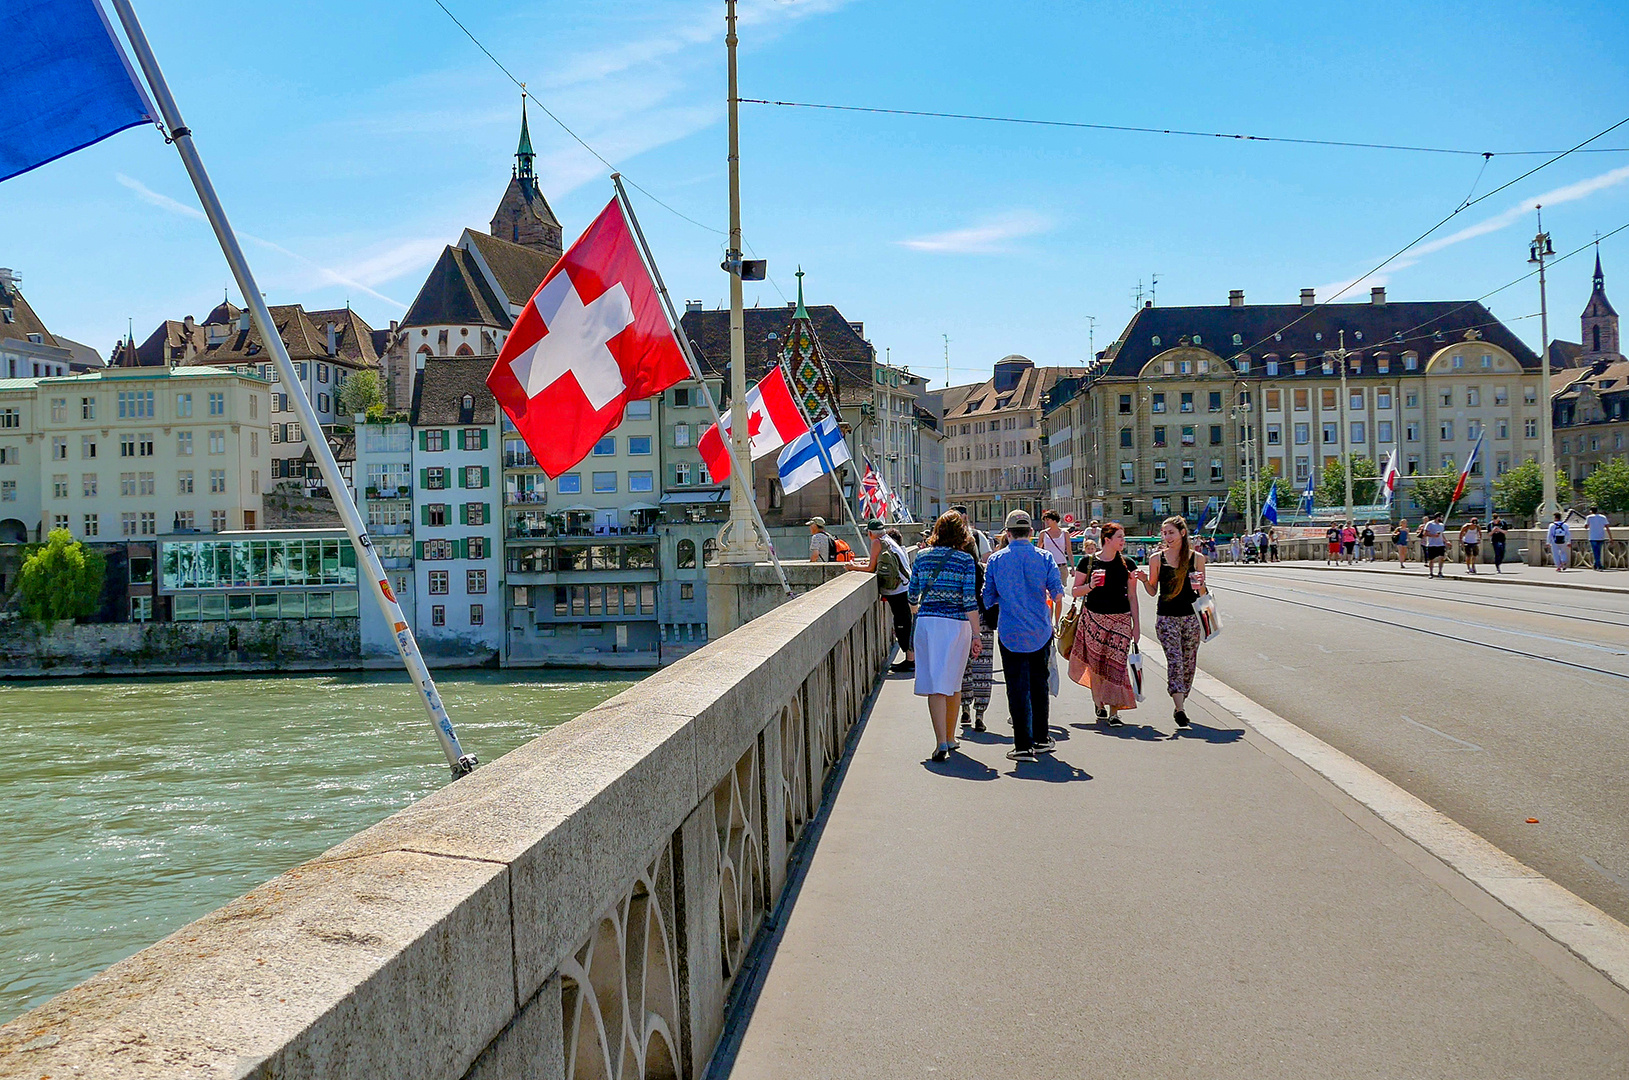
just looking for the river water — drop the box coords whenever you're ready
[0,669,636,1025]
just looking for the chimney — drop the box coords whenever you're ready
[685,299,703,313]
[1370,286,1387,306]
[1228,289,1244,307]
[325,323,338,357]
[1300,288,1315,307]
[238,311,250,332]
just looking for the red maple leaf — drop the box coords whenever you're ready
[748,410,764,438]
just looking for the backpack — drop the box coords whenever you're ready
[877,545,905,591]
[1549,522,1570,545]
[831,537,854,563]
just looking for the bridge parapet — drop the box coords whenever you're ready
[0,574,889,1080]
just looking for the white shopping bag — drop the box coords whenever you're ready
[1195,594,1223,642]
[1126,642,1146,702]
[1048,646,1060,697]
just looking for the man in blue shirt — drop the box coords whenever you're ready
[982,510,1064,761]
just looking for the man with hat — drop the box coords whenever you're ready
[849,518,915,672]
[808,516,836,562]
[981,509,1064,761]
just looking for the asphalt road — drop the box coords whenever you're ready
[1199,562,1629,924]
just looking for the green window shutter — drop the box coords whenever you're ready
[457,429,466,451]
[459,503,468,526]
[459,538,469,559]
[481,466,490,488]
[456,467,465,488]
[481,429,489,450]
[421,504,429,526]
[419,430,427,451]
[419,468,428,489]
[483,502,491,524]
[415,541,424,559]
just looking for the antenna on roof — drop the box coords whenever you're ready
[1150,273,1160,307]
[942,333,950,389]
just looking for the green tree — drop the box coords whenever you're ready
[1316,454,1379,509]
[338,370,383,417]
[17,528,105,621]
[1408,474,1461,518]
[1582,458,1629,515]
[1493,459,1571,522]
[1226,461,1282,525]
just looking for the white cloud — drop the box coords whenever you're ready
[898,211,1053,254]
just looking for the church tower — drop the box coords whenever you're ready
[1580,248,1620,359]
[490,96,563,260]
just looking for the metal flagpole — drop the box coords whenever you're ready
[107,0,476,777]
[609,175,792,598]
[793,393,869,551]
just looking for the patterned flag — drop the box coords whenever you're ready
[1451,430,1485,506]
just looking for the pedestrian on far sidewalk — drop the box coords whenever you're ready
[1422,514,1447,577]
[1393,519,1409,568]
[1069,522,1142,728]
[1489,516,1508,573]
[1547,512,1573,572]
[1360,523,1376,562]
[1268,525,1280,562]
[907,512,982,762]
[1585,506,1614,571]
[984,510,1063,762]
[1341,521,1358,565]
[1325,522,1341,565]
[1459,517,1482,574]
[1230,533,1243,563]
[848,520,914,672]
[1142,515,1207,728]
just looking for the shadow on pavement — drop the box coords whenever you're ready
[1172,721,1246,744]
[923,753,1001,781]
[958,728,1011,746]
[1004,755,1093,782]
[1073,720,1166,742]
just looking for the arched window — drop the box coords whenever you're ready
[702,538,718,565]
[677,539,696,568]
[456,344,474,356]
[1595,325,1602,352]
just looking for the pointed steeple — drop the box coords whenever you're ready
[783,268,841,420]
[1581,245,1620,358]
[793,266,810,320]
[515,94,535,182]
[1594,246,1606,293]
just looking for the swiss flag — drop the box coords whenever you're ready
[487,198,692,477]
[697,366,810,483]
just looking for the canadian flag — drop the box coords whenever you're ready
[487,198,692,477]
[697,366,809,484]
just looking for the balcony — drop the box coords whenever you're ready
[364,485,412,500]
[506,489,548,506]
[504,450,538,469]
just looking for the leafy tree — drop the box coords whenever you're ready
[1493,459,1571,522]
[1226,461,1281,525]
[1316,454,1379,509]
[17,528,105,621]
[1582,458,1629,515]
[338,370,383,417]
[1408,474,1461,518]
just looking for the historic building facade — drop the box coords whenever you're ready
[1551,254,1629,494]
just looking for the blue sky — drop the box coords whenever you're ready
[9,0,1629,385]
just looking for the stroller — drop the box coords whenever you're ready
[1240,536,1263,564]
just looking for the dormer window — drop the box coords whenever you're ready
[27,332,43,344]
[462,394,474,410]
[1,308,13,323]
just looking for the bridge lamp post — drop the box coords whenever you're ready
[1530,208,1557,521]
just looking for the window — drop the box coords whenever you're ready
[250,432,258,457]
[1119,428,1133,448]
[1350,422,1365,443]
[467,569,486,594]
[1405,391,1419,409]
[211,510,226,531]
[207,468,225,493]
[1118,394,1132,414]
[558,473,582,494]
[425,466,447,490]
[432,605,446,627]
[1180,392,1194,413]
[83,513,98,536]
[1441,453,1455,471]
[626,399,653,420]
[680,583,694,600]
[1265,423,1282,445]
[628,436,652,456]
[427,503,448,527]
[50,398,66,422]
[317,364,329,384]
[468,537,488,559]
[1440,421,1454,441]
[1467,388,1480,407]
[0,408,16,429]
[50,474,67,499]
[74,434,94,462]
[1377,390,1392,410]
[1320,388,1337,410]
[1496,419,1509,440]
[139,511,155,535]
[673,423,691,447]
[249,394,257,419]
[677,539,697,568]
[1209,425,1223,445]
[1322,423,1337,444]
[593,437,616,456]
[1180,426,1195,445]
[117,390,154,419]
[175,510,194,530]
[463,465,485,488]
[1524,386,1538,405]
[52,437,68,460]
[1120,462,1135,485]
[429,570,449,594]
[1378,421,1393,443]
[1440,390,1453,408]
[1469,420,1483,441]
[1294,422,1310,445]
[0,480,14,502]
[465,502,486,526]
[1295,456,1310,481]
[1347,390,1362,411]
[81,397,96,420]
[592,471,617,493]
[76,473,96,498]
[469,604,484,626]
[135,471,153,496]
[284,422,302,444]
[1494,386,1508,406]
[1561,438,1571,455]
[1153,461,1168,484]
[1265,389,1282,412]
[1151,393,1166,413]
[425,429,445,452]
[630,470,654,492]
[673,462,693,485]
[1404,354,1419,371]
[177,392,193,417]
[208,431,224,454]
[1181,460,1196,482]
[1153,426,1167,447]
[1208,391,1222,412]
[1294,389,1309,412]
[423,539,455,560]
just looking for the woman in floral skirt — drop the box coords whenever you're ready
[1069,521,1142,726]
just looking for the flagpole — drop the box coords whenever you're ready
[609,175,792,598]
[106,0,476,777]
[784,386,869,550]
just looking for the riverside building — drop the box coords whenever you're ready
[1549,255,1629,494]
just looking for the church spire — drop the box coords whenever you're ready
[515,93,535,182]
[793,266,809,320]
[1595,245,1605,293]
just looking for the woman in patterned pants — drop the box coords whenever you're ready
[1141,516,1207,728]
[959,540,995,731]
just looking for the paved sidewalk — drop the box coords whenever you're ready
[725,644,1629,1078]
[1231,557,1629,594]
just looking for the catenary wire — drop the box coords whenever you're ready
[739,98,1629,158]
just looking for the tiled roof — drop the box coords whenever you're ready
[1548,340,1585,369]
[410,356,498,426]
[298,432,356,463]
[461,229,556,307]
[681,303,875,385]
[0,280,58,349]
[401,247,510,330]
[1553,360,1629,399]
[120,305,382,370]
[944,362,1086,419]
[1099,299,1541,378]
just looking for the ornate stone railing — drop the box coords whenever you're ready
[0,573,889,1080]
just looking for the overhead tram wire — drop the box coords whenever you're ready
[738,98,1629,158]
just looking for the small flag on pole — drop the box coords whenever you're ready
[3,0,156,182]
[1380,448,1401,509]
[777,415,851,494]
[1261,480,1279,525]
[697,365,808,483]
[1298,469,1316,515]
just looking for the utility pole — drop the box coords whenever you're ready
[1232,386,1256,533]
[1336,330,1354,522]
[1530,207,1557,521]
[718,0,762,564]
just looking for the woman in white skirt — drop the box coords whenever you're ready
[906,511,983,762]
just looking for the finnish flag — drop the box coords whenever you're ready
[777,415,852,495]
[3,0,156,183]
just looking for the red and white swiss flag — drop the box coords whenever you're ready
[487,198,692,477]
[697,365,809,484]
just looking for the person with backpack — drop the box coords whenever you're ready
[1547,512,1572,572]
[808,517,848,562]
[849,519,914,671]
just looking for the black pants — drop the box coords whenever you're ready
[884,591,913,653]
[1000,640,1052,752]
[1492,537,1506,567]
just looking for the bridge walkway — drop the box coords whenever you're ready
[723,639,1629,1078]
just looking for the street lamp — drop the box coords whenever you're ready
[1230,385,1256,533]
[1334,330,1354,522]
[1530,208,1557,521]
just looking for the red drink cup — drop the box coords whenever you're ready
[1091,568,1106,590]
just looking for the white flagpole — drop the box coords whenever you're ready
[107,0,476,777]
[609,175,792,597]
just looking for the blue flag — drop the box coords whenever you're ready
[1298,470,1316,514]
[777,415,852,494]
[1261,480,1279,525]
[2,0,154,182]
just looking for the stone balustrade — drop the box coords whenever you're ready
[0,572,889,1080]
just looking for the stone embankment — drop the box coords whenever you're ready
[0,617,362,678]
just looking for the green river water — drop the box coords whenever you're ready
[0,669,637,1025]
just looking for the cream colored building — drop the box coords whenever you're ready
[0,366,270,546]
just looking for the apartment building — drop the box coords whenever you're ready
[353,419,417,651]
[1055,287,1543,526]
[1,268,77,379]
[1550,254,1627,494]
[409,358,503,657]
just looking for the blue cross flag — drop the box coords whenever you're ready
[1298,470,1317,515]
[2,0,154,183]
[1261,480,1279,525]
